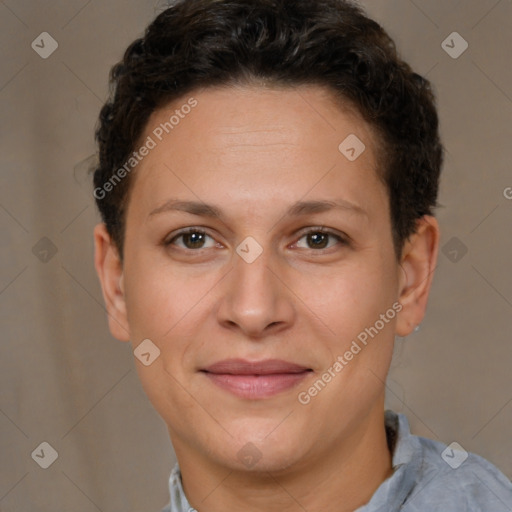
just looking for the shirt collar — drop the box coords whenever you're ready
[353,410,422,511]
[166,410,422,512]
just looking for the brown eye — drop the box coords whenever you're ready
[295,228,347,251]
[306,232,329,249]
[167,229,216,250]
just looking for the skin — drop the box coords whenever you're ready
[94,84,439,512]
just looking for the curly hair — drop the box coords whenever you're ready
[94,0,443,259]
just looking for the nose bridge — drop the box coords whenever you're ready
[232,241,277,309]
[217,239,293,336]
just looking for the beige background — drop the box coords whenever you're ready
[1,0,511,510]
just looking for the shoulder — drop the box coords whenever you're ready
[407,433,512,511]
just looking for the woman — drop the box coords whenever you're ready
[92,1,512,510]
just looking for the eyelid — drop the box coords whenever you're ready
[165,226,217,247]
[293,226,350,249]
[165,225,350,251]
[295,225,347,239]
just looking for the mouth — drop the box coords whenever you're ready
[200,359,313,399]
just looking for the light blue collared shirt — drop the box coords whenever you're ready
[161,410,512,511]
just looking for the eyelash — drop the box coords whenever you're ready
[164,226,350,253]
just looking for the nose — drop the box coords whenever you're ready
[216,245,295,339]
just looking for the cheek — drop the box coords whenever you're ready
[122,253,228,383]
[123,254,208,336]
[301,257,397,336]
[124,275,170,341]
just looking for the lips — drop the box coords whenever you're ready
[201,359,312,399]
[203,358,310,375]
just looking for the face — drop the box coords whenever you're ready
[95,84,438,475]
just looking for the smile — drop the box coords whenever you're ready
[200,359,313,399]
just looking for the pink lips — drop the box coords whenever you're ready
[201,359,312,399]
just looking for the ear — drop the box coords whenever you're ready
[395,215,440,337]
[93,223,131,342]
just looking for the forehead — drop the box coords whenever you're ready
[127,84,387,219]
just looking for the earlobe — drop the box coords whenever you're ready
[93,223,131,342]
[395,216,440,337]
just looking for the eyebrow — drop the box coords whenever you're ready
[149,198,368,219]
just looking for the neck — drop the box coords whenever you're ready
[172,404,392,512]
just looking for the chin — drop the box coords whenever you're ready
[217,424,308,474]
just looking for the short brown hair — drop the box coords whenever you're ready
[94,0,443,259]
